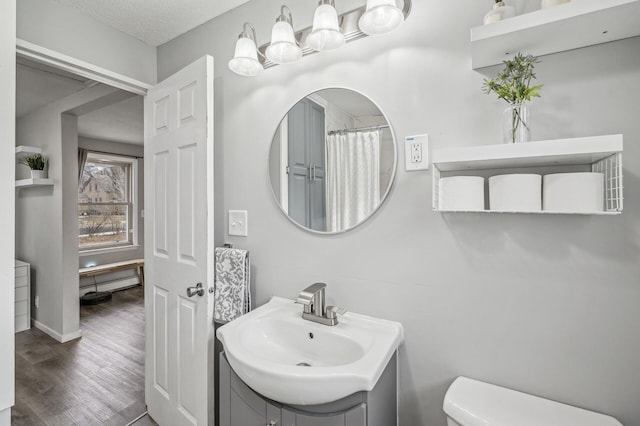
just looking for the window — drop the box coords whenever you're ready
[78,152,138,251]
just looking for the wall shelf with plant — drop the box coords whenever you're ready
[15,145,53,189]
[15,178,54,188]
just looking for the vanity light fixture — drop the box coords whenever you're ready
[358,0,405,35]
[229,1,413,76]
[228,23,264,77]
[306,0,346,51]
[265,6,302,64]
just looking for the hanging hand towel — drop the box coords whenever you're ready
[214,247,250,323]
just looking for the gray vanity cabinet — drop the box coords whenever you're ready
[228,390,280,425]
[220,352,397,426]
[220,354,281,425]
[281,404,366,426]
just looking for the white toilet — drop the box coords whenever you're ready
[443,377,623,426]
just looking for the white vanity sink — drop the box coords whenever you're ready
[216,296,404,405]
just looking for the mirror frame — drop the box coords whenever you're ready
[268,87,397,235]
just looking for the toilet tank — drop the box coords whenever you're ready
[443,377,623,426]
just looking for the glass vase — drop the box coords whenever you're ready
[503,103,530,144]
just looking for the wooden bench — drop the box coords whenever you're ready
[79,258,145,287]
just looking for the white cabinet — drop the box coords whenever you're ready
[15,260,31,333]
[432,135,623,214]
[470,0,640,69]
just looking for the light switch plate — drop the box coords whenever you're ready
[228,210,248,237]
[405,134,429,171]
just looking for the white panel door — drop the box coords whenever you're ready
[144,55,215,426]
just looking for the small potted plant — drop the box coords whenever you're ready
[483,53,543,144]
[19,153,48,178]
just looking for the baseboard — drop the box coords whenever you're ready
[79,277,140,296]
[32,320,82,343]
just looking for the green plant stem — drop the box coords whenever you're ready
[510,105,529,143]
[512,108,517,143]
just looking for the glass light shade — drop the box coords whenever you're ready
[306,4,345,51]
[266,21,302,64]
[228,37,263,76]
[358,0,404,35]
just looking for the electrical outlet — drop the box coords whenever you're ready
[35,296,39,309]
[411,142,422,163]
[405,134,429,171]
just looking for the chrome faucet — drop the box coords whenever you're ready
[296,283,346,326]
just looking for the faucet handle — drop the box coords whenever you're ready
[326,306,346,320]
[300,282,326,297]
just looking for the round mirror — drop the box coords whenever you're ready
[268,88,396,234]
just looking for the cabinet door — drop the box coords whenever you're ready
[345,404,366,426]
[230,389,267,426]
[266,402,281,426]
[281,403,366,426]
[221,353,282,426]
[228,388,280,426]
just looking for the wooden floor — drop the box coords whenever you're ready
[12,286,157,426]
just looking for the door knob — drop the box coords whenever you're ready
[186,283,205,297]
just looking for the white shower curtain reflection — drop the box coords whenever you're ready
[326,130,381,232]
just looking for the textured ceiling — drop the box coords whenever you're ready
[50,0,251,46]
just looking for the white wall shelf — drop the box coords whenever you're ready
[471,0,640,69]
[435,209,620,216]
[15,145,42,157]
[432,135,623,214]
[15,178,54,188]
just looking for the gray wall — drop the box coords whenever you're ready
[158,1,640,424]
[0,0,16,422]
[17,0,157,84]
[15,85,123,339]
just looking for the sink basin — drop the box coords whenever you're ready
[216,296,404,405]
